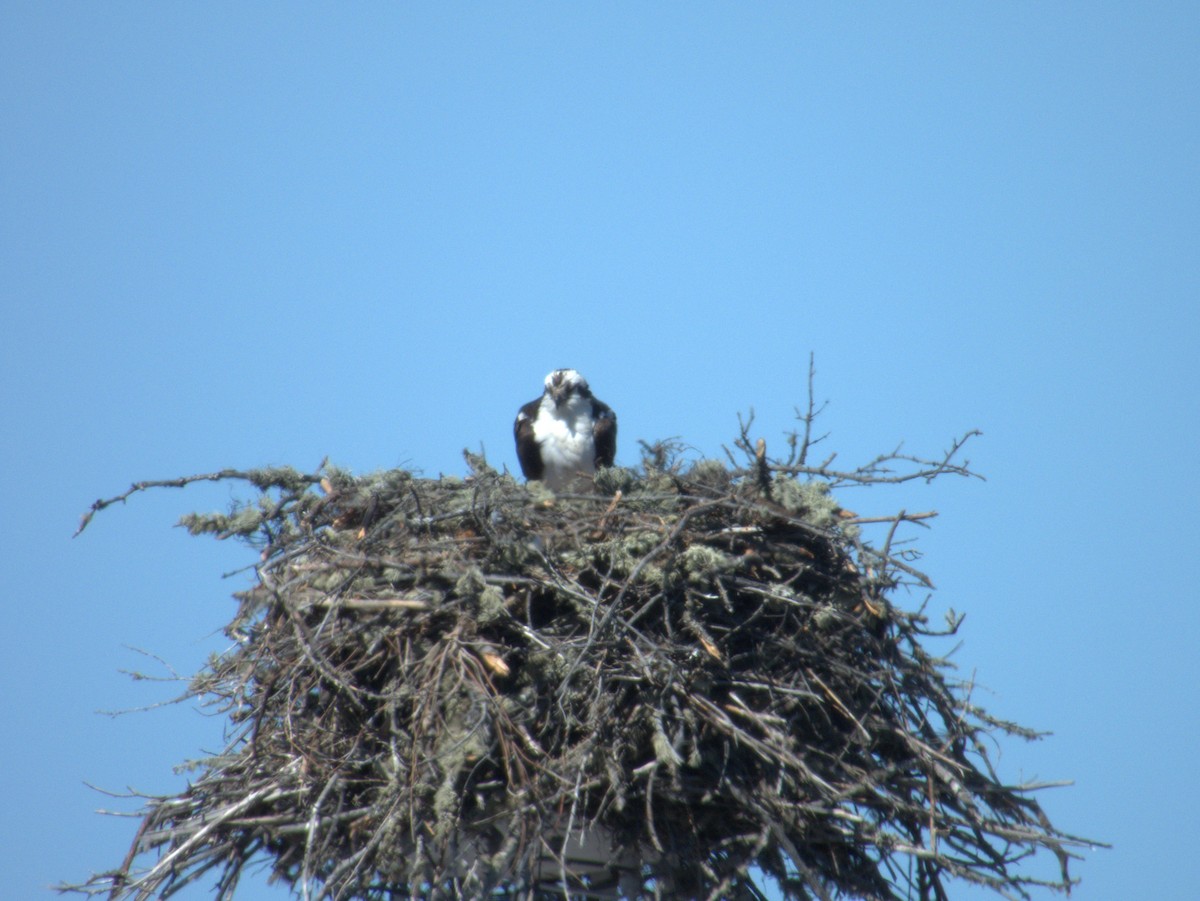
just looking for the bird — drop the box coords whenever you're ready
[514,369,617,491]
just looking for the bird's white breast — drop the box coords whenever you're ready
[532,395,596,490]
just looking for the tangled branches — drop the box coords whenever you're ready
[65,430,1091,901]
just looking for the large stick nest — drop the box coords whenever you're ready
[68,432,1091,901]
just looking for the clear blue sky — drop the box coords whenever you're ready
[3,4,1197,899]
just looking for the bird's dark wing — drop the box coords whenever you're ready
[591,400,617,469]
[514,398,544,480]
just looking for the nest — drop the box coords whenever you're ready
[67,433,1090,901]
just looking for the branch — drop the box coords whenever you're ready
[74,467,323,537]
[763,430,985,488]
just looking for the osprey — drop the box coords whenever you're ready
[514,369,617,491]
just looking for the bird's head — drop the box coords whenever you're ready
[544,368,590,409]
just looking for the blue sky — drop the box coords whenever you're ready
[3,4,1197,899]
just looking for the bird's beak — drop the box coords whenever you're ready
[550,385,568,407]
